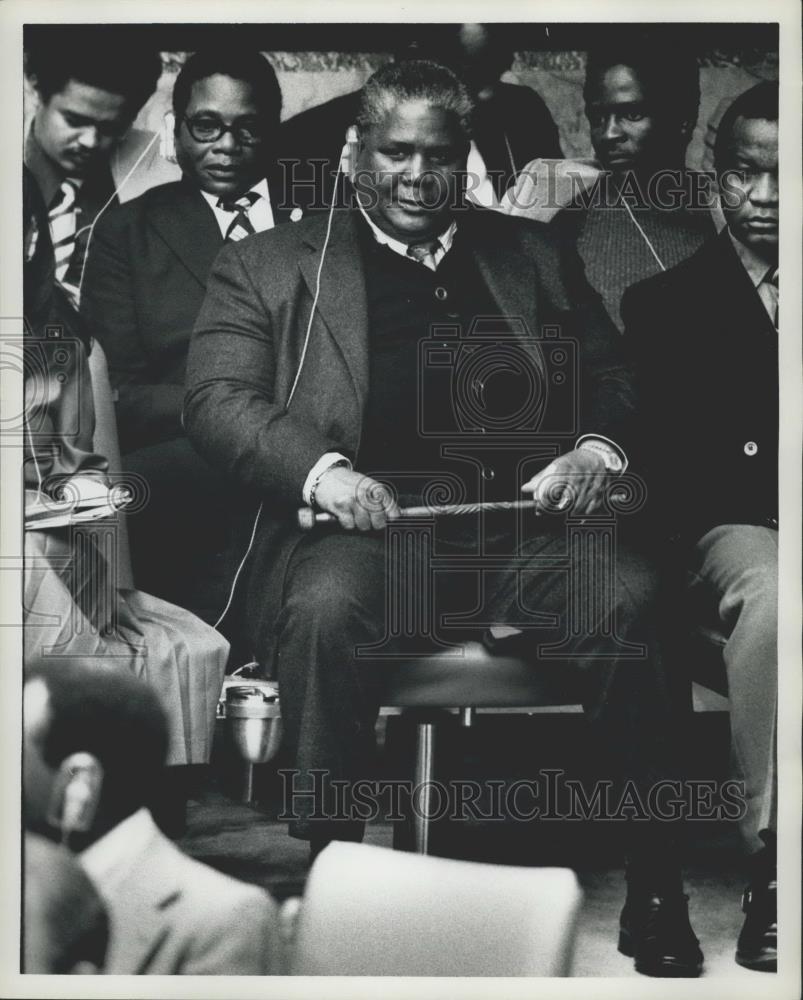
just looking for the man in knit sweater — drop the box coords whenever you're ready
[550,35,714,330]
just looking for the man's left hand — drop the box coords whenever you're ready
[521,448,608,515]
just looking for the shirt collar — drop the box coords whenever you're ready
[728,227,775,288]
[79,807,156,898]
[356,198,456,259]
[25,123,83,208]
[200,176,269,212]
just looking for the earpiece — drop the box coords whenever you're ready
[342,125,360,179]
[47,753,103,839]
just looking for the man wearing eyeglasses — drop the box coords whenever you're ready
[82,49,292,622]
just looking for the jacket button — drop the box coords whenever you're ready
[744,441,758,456]
[481,466,495,480]
[434,286,448,301]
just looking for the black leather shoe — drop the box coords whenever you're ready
[619,890,704,977]
[735,878,777,972]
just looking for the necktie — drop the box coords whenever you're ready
[406,239,442,271]
[48,179,79,284]
[220,191,259,242]
[762,265,779,330]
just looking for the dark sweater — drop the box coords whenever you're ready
[551,175,714,331]
[356,219,529,547]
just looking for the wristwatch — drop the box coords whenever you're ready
[309,459,350,509]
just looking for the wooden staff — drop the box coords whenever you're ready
[297,499,543,530]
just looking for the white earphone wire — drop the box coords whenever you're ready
[76,130,162,301]
[620,196,667,272]
[213,143,347,630]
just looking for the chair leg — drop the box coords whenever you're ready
[413,721,436,854]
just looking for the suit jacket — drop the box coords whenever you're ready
[621,229,778,542]
[87,817,281,974]
[81,177,292,453]
[185,204,633,669]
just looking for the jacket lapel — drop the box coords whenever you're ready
[148,181,223,289]
[268,171,295,225]
[297,210,370,407]
[465,208,542,352]
[711,229,776,341]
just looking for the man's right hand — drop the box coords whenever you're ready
[313,466,400,531]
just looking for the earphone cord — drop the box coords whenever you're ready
[503,132,520,186]
[75,130,162,302]
[619,195,667,272]
[213,158,342,631]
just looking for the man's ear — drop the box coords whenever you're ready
[46,753,103,838]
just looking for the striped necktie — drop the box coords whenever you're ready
[406,239,442,271]
[49,179,79,284]
[220,191,259,242]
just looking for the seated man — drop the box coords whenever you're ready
[548,33,714,329]
[24,27,163,306]
[81,49,291,621]
[24,833,108,974]
[622,82,779,972]
[187,59,703,977]
[23,662,282,975]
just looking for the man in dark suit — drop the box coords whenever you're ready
[279,23,562,213]
[23,662,281,974]
[82,49,292,620]
[622,82,779,972]
[187,59,703,977]
[24,27,163,307]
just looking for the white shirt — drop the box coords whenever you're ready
[200,177,274,238]
[356,199,456,270]
[79,807,156,900]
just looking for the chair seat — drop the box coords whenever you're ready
[289,841,582,976]
[373,641,583,709]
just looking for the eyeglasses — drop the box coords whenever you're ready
[183,115,265,146]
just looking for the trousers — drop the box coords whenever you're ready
[269,515,679,842]
[688,524,777,854]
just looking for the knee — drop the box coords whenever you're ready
[721,563,778,625]
[280,564,383,642]
[612,548,661,625]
